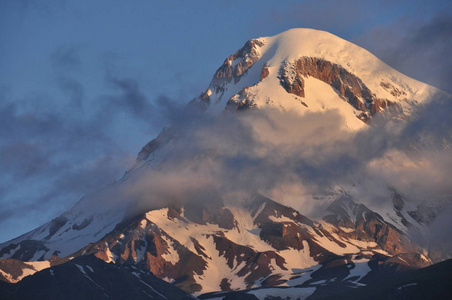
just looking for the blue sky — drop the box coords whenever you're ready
[0,0,451,243]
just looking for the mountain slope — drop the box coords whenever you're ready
[0,28,448,298]
[0,194,433,295]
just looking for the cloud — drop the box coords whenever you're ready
[106,107,372,217]
[0,48,193,242]
[101,65,185,131]
[0,97,126,195]
[105,76,153,120]
[56,76,84,108]
[77,88,450,258]
[380,93,452,194]
[88,108,352,218]
[0,82,134,242]
[355,13,452,93]
[51,45,83,72]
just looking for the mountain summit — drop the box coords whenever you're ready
[1,28,449,299]
[195,28,436,124]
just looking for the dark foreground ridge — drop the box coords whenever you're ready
[198,259,452,300]
[320,258,452,300]
[0,255,195,300]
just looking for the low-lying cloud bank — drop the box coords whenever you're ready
[93,92,452,257]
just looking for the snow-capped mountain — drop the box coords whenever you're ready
[1,28,449,299]
[193,28,436,124]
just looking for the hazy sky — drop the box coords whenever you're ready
[0,0,451,243]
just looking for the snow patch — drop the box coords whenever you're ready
[278,241,316,271]
[397,282,418,290]
[345,257,371,285]
[160,235,180,265]
[0,245,21,259]
[248,286,316,300]
[86,265,94,273]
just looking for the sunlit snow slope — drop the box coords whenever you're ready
[199,28,437,128]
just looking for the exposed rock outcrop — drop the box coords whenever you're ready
[83,214,206,294]
[210,39,264,94]
[278,57,403,122]
[324,196,425,266]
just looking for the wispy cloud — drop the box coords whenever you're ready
[355,13,452,93]
[0,59,174,242]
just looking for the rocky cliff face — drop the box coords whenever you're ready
[195,38,265,109]
[324,196,421,257]
[278,57,403,122]
[211,39,264,92]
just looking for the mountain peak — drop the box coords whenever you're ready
[197,28,437,129]
[1,27,448,299]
